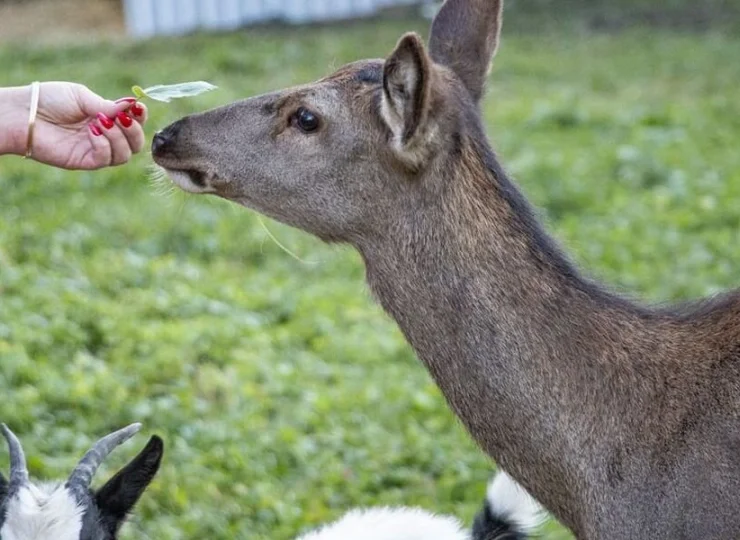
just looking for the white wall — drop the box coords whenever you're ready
[123,0,429,38]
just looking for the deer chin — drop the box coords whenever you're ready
[162,167,214,194]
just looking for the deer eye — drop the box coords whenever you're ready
[292,107,320,133]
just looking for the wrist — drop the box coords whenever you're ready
[0,85,32,156]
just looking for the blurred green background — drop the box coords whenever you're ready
[1,1,739,538]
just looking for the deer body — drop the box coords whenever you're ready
[359,140,740,538]
[151,0,740,536]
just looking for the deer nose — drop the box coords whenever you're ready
[151,121,182,157]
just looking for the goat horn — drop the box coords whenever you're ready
[1,423,30,490]
[66,423,142,494]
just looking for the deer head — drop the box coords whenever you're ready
[151,0,505,246]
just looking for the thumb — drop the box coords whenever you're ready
[76,86,134,118]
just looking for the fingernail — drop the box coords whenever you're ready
[116,97,136,104]
[89,123,102,136]
[117,111,133,128]
[131,103,144,117]
[97,112,114,129]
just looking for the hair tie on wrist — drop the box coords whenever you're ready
[24,81,40,159]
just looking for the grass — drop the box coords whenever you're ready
[1,12,739,540]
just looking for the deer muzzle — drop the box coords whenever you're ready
[151,119,213,194]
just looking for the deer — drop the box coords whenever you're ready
[150,0,740,537]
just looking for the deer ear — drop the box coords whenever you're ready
[381,32,433,167]
[95,436,163,535]
[428,0,504,103]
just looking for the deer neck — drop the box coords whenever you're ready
[357,141,649,532]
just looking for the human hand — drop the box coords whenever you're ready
[25,82,149,170]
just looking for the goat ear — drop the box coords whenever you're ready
[0,472,7,500]
[381,32,434,167]
[95,435,163,534]
[428,0,504,102]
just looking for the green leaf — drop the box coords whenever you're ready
[132,85,147,99]
[130,81,218,103]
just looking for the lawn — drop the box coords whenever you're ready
[1,10,739,540]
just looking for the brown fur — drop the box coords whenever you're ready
[151,1,740,537]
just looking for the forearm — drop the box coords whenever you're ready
[0,85,31,156]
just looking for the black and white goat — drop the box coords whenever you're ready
[0,423,162,540]
[297,470,545,540]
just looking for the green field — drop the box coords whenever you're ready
[1,10,739,539]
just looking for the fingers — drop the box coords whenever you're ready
[86,123,112,170]
[111,99,148,154]
[87,100,148,165]
[114,110,146,154]
[91,113,131,167]
[75,84,150,167]
[129,101,148,126]
[114,97,148,127]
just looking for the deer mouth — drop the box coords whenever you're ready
[151,124,215,194]
[160,166,213,194]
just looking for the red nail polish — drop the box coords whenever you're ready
[131,103,144,117]
[116,97,136,104]
[117,111,133,128]
[97,113,114,129]
[89,123,102,136]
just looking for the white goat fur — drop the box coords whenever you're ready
[297,471,545,540]
[487,471,546,534]
[0,483,83,540]
[298,507,467,540]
